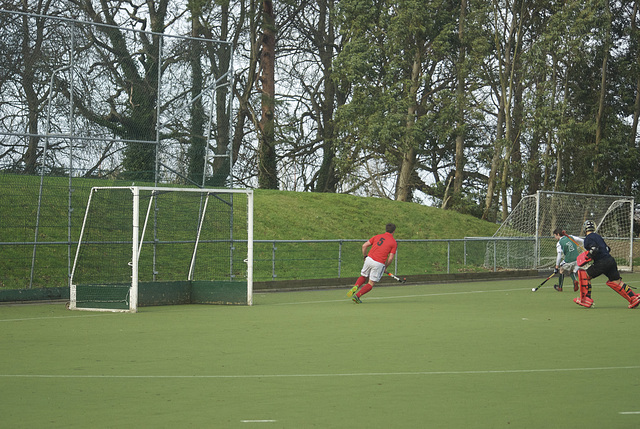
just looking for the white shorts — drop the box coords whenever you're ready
[360,256,385,283]
[559,260,578,275]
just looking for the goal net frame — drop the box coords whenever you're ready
[69,186,254,312]
[486,191,634,271]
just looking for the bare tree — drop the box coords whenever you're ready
[66,0,170,181]
[0,1,64,173]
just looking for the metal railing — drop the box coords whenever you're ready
[2,237,638,288]
[253,237,541,282]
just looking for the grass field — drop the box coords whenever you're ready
[2,274,640,428]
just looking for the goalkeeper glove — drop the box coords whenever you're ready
[577,251,592,267]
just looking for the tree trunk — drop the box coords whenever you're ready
[528,75,543,194]
[510,70,523,209]
[594,51,607,176]
[395,49,422,202]
[230,0,260,174]
[20,8,43,174]
[257,0,278,189]
[453,0,467,195]
[315,0,339,193]
[629,1,640,196]
[187,3,206,186]
[483,95,504,221]
[594,1,611,178]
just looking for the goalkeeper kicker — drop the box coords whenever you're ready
[574,220,640,309]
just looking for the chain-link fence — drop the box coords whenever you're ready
[1,10,233,184]
[1,11,234,291]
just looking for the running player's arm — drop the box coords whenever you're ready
[384,252,395,268]
[384,241,397,268]
[362,240,372,259]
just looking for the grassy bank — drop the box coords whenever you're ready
[1,174,500,289]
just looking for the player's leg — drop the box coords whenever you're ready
[562,261,580,292]
[599,257,639,308]
[573,269,593,308]
[348,275,367,297]
[554,273,564,292]
[605,278,639,308]
[354,261,384,301]
[571,273,579,292]
[348,263,371,297]
[355,282,374,299]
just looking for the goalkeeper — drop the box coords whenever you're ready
[552,228,583,292]
[347,223,397,303]
[574,220,640,309]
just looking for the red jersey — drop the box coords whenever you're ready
[367,232,397,264]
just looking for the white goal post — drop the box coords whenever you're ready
[70,186,253,312]
[486,191,634,271]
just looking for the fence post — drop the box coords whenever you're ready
[464,238,467,267]
[271,241,277,280]
[493,240,497,272]
[338,240,342,278]
[394,248,398,274]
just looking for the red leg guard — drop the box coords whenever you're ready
[606,279,635,303]
[578,270,591,298]
[574,270,593,308]
[355,276,367,287]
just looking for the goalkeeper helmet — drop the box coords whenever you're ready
[583,220,596,232]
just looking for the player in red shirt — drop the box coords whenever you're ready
[347,223,397,303]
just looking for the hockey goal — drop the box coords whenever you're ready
[70,186,253,312]
[486,191,634,271]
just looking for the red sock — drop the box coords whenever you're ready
[355,276,367,287]
[357,283,373,297]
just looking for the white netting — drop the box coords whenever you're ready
[70,186,252,312]
[486,191,634,271]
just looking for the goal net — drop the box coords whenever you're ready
[70,186,253,312]
[485,191,634,271]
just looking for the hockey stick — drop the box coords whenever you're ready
[561,231,586,252]
[385,271,406,283]
[532,272,556,292]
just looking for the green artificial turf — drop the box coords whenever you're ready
[1,274,639,428]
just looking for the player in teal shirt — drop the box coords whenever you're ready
[552,228,583,292]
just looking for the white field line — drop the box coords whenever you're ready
[0,287,528,319]
[271,287,527,305]
[1,366,639,380]
[0,313,112,323]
